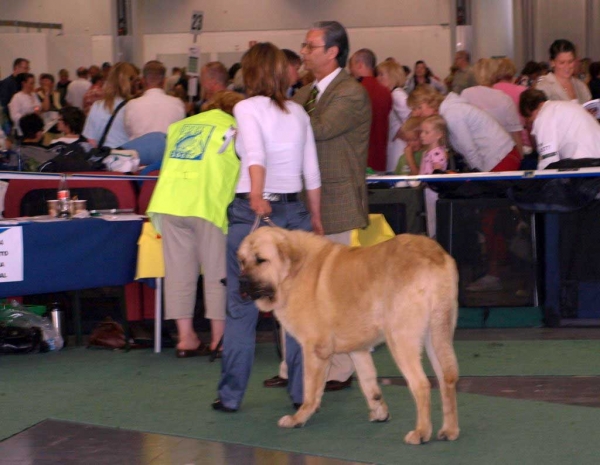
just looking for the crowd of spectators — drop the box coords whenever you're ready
[0,29,599,412]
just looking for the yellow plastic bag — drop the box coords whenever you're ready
[350,213,396,247]
[136,222,165,279]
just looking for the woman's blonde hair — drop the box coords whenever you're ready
[406,85,445,111]
[473,58,499,87]
[102,62,138,112]
[375,60,407,89]
[242,42,289,111]
[421,114,448,148]
[494,57,517,82]
[201,90,245,116]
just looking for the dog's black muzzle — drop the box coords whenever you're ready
[239,275,275,301]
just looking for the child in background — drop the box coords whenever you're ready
[419,115,449,237]
[394,116,424,186]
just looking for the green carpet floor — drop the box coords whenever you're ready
[1,341,600,465]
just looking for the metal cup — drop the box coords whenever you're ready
[47,200,59,217]
[70,200,87,215]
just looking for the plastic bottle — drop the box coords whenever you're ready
[57,174,71,218]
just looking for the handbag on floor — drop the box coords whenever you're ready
[88,317,126,350]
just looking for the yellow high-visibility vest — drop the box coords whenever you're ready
[147,109,239,234]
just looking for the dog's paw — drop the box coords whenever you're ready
[278,415,305,428]
[437,426,460,441]
[369,405,390,422]
[404,428,432,445]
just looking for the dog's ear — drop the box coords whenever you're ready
[277,239,304,279]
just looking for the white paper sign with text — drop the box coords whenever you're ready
[0,227,24,283]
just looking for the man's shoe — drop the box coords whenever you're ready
[211,398,237,413]
[324,377,352,392]
[263,375,288,388]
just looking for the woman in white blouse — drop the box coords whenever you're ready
[535,39,591,104]
[376,60,411,172]
[8,73,42,136]
[214,42,322,413]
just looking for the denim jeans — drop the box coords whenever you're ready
[217,197,312,410]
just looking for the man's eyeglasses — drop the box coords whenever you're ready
[301,43,326,52]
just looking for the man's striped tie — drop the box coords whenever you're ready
[304,86,319,114]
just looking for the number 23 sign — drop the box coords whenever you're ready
[190,11,203,34]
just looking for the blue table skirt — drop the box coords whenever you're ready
[0,218,143,297]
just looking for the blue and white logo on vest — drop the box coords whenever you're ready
[170,124,216,160]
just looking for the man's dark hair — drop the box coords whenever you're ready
[282,49,301,67]
[90,74,103,85]
[353,48,377,71]
[228,63,241,81]
[520,60,542,77]
[20,113,44,139]
[519,88,547,118]
[59,106,86,135]
[13,58,28,69]
[590,61,600,79]
[15,73,34,88]
[76,67,89,78]
[313,21,350,68]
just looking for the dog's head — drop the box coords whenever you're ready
[237,227,303,311]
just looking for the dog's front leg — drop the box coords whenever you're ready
[278,346,329,428]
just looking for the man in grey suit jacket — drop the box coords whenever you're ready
[294,21,372,391]
[264,21,371,393]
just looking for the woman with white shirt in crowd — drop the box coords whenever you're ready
[461,58,524,156]
[535,39,591,104]
[375,60,411,172]
[213,42,322,413]
[82,62,137,149]
[8,73,43,136]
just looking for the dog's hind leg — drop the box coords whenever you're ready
[425,323,460,441]
[278,347,329,428]
[386,332,432,445]
[350,350,390,422]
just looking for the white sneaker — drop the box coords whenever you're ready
[466,275,502,292]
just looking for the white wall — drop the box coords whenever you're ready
[533,0,587,61]
[471,0,514,61]
[0,33,48,78]
[0,0,113,78]
[142,0,451,33]
[143,25,452,78]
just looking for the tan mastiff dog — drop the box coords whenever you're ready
[238,227,460,444]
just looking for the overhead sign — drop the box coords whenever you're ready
[190,11,203,34]
[188,46,200,76]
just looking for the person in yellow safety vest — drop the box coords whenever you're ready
[147,90,244,358]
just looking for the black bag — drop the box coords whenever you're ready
[0,322,42,354]
[38,138,100,172]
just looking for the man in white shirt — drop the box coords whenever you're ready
[65,67,91,109]
[519,88,600,169]
[124,60,186,140]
